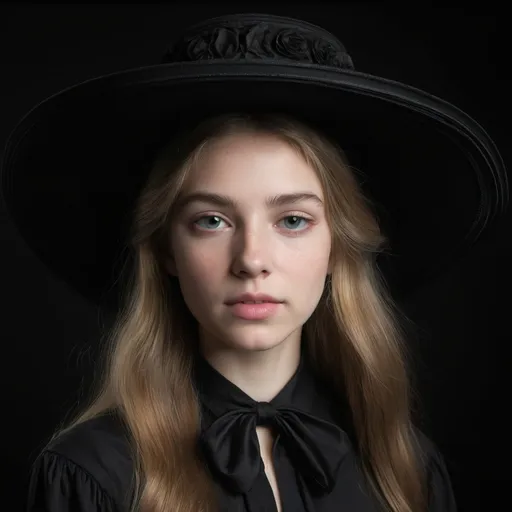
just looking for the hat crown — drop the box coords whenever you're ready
[162,13,355,70]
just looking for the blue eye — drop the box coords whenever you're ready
[279,216,309,230]
[194,216,225,230]
[193,214,312,232]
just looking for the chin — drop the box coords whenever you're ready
[221,325,293,352]
[228,337,282,352]
[198,316,299,354]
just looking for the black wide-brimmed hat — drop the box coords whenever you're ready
[0,13,508,307]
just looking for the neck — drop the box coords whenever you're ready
[199,331,302,402]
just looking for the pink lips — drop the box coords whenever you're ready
[225,293,283,320]
[228,301,281,320]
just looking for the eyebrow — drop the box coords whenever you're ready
[175,191,324,211]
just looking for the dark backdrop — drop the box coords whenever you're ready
[2,4,510,511]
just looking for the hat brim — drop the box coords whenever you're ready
[1,61,508,306]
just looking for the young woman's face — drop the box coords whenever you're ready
[167,132,332,354]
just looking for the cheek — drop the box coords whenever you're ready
[285,241,331,276]
[283,244,330,302]
[175,244,225,290]
[173,250,222,321]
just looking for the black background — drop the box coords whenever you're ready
[1,4,510,511]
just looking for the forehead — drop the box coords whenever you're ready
[182,132,324,195]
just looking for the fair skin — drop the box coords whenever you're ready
[166,132,332,510]
[166,131,332,403]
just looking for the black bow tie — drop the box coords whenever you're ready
[199,400,349,495]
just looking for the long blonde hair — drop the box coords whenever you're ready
[43,112,426,511]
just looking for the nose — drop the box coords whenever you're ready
[231,224,272,278]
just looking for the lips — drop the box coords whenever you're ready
[225,293,282,305]
[227,301,281,320]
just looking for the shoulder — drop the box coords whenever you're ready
[413,428,458,511]
[47,410,133,469]
[413,428,449,471]
[27,410,135,511]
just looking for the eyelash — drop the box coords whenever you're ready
[191,212,314,235]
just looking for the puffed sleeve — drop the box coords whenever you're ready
[26,450,118,512]
[426,444,458,511]
[412,428,458,511]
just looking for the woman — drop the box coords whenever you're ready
[3,12,506,512]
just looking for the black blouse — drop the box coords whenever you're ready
[26,350,457,511]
